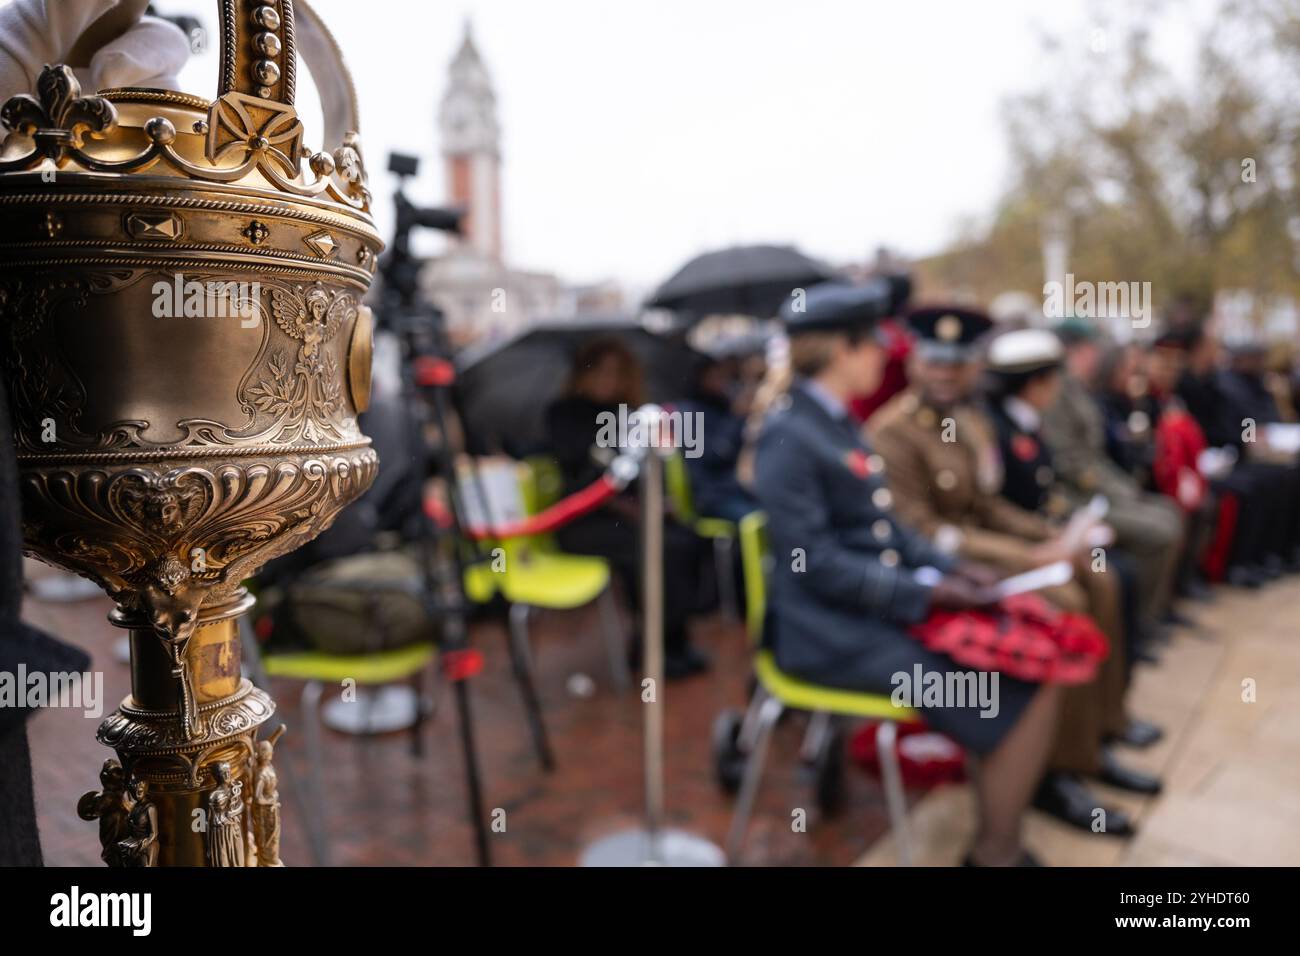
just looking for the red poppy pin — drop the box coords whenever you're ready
[1011,434,1039,462]
[844,449,872,479]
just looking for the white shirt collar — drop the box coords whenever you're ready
[800,378,849,421]
[1003,395,1041,433]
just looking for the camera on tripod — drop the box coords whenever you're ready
[379,153,465,338]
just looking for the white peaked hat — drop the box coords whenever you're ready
[986,328,1065,374]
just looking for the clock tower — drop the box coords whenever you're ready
[439,22,502,262]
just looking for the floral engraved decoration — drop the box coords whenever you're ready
[246,282,355,442]
[0,272,138,451]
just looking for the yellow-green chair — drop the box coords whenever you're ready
[459,457,630,769]
[721,511,917,864]
[664,450,746,620]
[497,458,627,687]
[242,602,437,866]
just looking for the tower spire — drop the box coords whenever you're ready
[439,18,502,260]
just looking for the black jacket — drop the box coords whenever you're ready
[674,393,754,520]
[985,398,1057,514]
[1177,369,1236,448]
[546,395,618,495]
[1216,369,1280,444]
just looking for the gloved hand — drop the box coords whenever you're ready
[0,0,189,100]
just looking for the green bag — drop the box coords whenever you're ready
[285,549,440,655]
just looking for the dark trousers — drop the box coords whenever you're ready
[557,508,701,652]
[1108,549,1144,682]
[1216,463,1299,570]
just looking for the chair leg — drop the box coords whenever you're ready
[597,587,631,693]
[799,711,833,763]
[713,536,738,622]
[737,685,773,753]
[507,603,555,771]
[876,720,912,866]
[300,680,331,867]
[725,694,784,863]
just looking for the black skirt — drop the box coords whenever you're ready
[776,625,1038,757]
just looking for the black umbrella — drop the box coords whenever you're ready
[646,243,838,323]
[455,316,704,457]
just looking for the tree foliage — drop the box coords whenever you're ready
[922,0,1300,322]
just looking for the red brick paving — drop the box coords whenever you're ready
[24,582,894,866]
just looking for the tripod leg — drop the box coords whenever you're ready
[409,666,427,758]
[450,672,492,866]
[507,603,555,771]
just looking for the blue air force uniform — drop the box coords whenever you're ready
[753,283,1036,754]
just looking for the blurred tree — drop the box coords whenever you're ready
[922,0,1300,325]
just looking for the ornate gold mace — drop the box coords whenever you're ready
[1,0,379,866]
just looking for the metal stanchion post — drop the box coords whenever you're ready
[579,407,724,867]
[643,446,666,857]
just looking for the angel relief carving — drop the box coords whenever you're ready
[245,282,355,443]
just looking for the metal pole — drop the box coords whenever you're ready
[577,405,723,866]
[641,446,665,858]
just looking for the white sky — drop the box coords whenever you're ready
[174,0,1206,292]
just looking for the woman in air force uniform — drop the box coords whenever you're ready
[752,281,1061,866]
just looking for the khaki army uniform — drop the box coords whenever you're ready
[1043,374,1184,627]
[870,390,1128,772]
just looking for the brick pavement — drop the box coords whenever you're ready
[23,570,892,866]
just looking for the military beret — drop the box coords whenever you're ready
[986,328,1064,375]
[906,305,993,363]
[1054,316,1100,346]
[778,280,889,335]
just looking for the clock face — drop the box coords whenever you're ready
[443,95,498,150]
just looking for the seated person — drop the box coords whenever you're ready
[675,351,759,523]
[871,310,1157,832]
[1145,332,1219,599]
[1178,329,1290,586]
[753,282,1062,866]
[1217,341,1300,575]
[545,338,708,679]
[1042,319,1186,631]
[1096,343,1157,488]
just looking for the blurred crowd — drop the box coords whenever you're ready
[248,269,1300,867]
[526,278,1300,865]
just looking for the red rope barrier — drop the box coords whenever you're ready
[426,473,623,540]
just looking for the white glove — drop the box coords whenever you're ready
[0,0,189,101]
